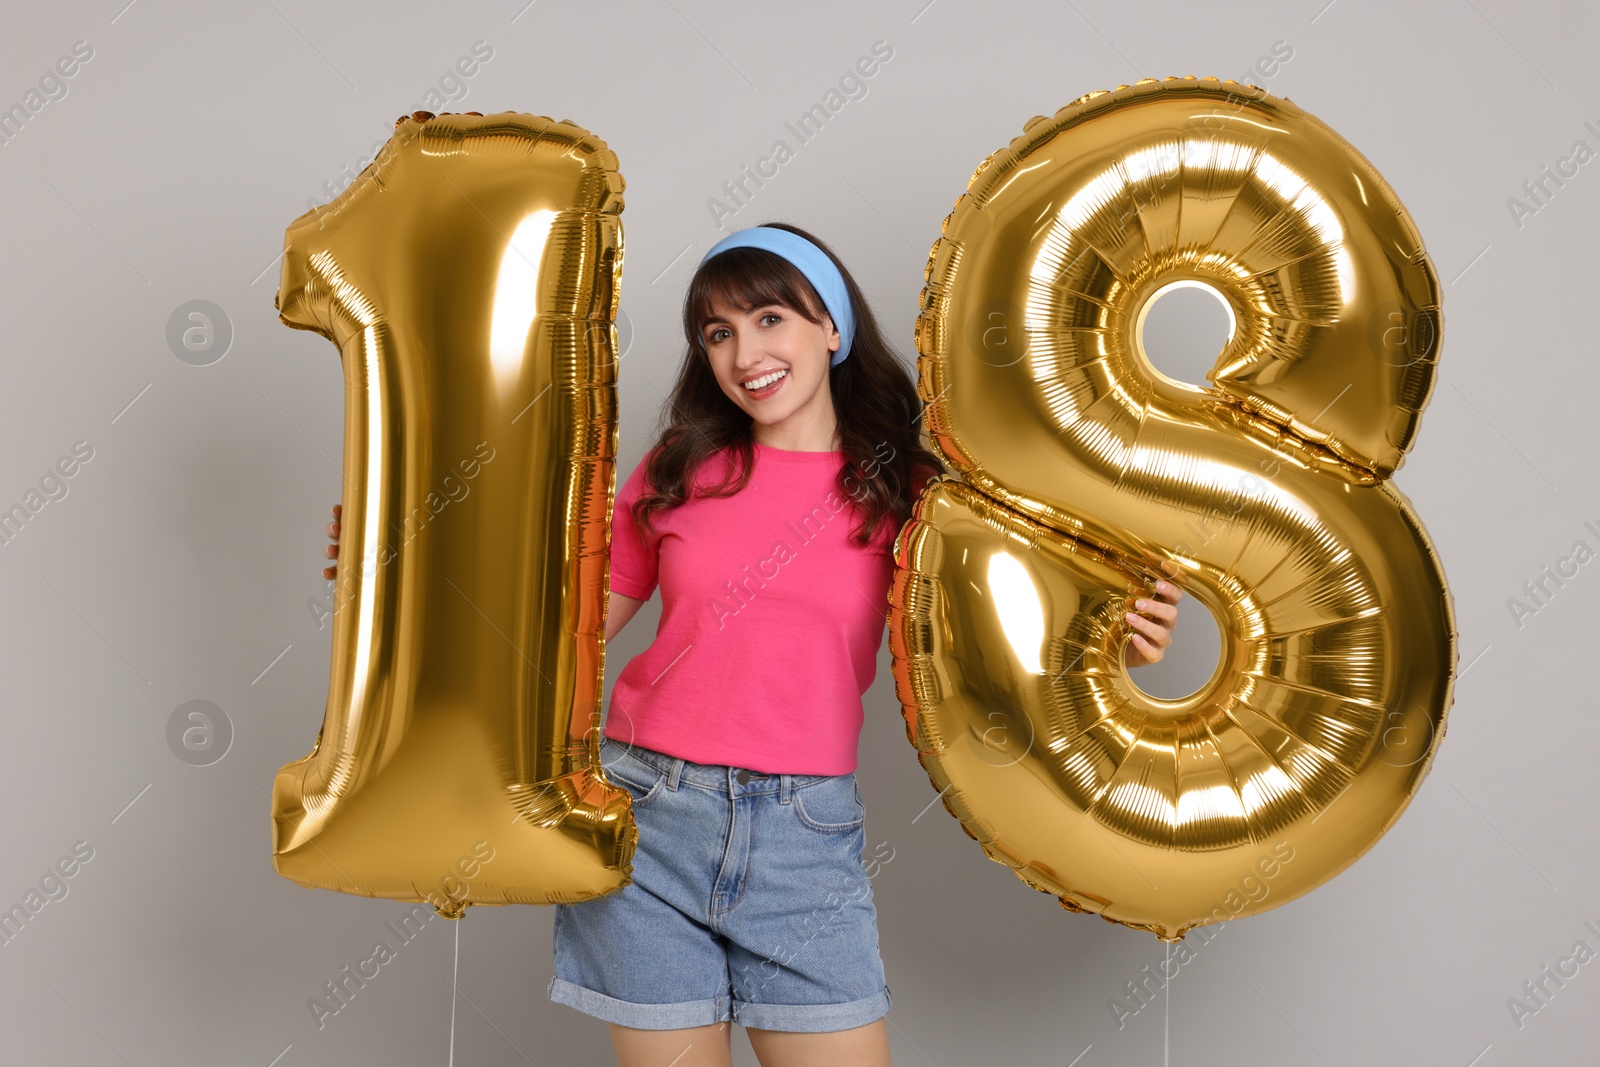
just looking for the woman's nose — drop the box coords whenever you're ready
[731,334,764,368]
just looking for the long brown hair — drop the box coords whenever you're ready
[631,221,944,549]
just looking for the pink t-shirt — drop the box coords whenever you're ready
[602,442,901,774]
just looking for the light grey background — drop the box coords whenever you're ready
[1,0,1594,1064]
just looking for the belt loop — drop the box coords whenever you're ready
[780,773,792,804]
[667,756,684,791]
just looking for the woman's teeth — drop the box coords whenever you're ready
[742,369,788,391]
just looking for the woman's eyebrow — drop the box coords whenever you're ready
[702,304,783,328]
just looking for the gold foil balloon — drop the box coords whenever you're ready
[891,77,1457,941]
[271,111,636,915]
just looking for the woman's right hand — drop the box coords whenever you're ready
[322,503,340,580]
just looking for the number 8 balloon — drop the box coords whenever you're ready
[890,77,1457,940]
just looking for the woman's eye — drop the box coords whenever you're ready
[707,328,728,344]
[761,312,781,326]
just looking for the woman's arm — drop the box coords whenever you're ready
[605,590,646,642]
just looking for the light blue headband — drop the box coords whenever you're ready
[697,226,855,366]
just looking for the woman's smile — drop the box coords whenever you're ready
[740,368,789,399]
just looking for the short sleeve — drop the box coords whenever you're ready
[608,451,659,601]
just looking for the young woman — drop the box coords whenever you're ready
[321,222,1181,1066]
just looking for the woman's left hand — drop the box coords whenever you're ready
[1124,579,1183,667]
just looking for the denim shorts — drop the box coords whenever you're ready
[548,735,891,1032]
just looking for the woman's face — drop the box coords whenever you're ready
[700,295,839,432]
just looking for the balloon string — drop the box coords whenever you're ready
[448,917,461,1067]
[1163,939,1170,1067]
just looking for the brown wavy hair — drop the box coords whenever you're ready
[631,221,944,549]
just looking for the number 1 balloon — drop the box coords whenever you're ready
[889,77,1457,940]
[271,111,636,915]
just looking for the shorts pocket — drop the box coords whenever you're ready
[793,774,866,833]
[598,738,667,810]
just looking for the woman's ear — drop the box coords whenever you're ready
[823,314,840,353]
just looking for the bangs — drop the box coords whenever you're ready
[685,247,826,343]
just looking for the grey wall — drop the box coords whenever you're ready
[1,1,1595,1064]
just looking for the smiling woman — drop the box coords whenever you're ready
[546,223,953,1063]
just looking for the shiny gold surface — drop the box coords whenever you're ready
[270,112,635,914]
[892,78,1457,940]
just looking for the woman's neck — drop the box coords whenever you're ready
[751,408,840,453]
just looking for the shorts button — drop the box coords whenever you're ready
[736,769,751,784]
